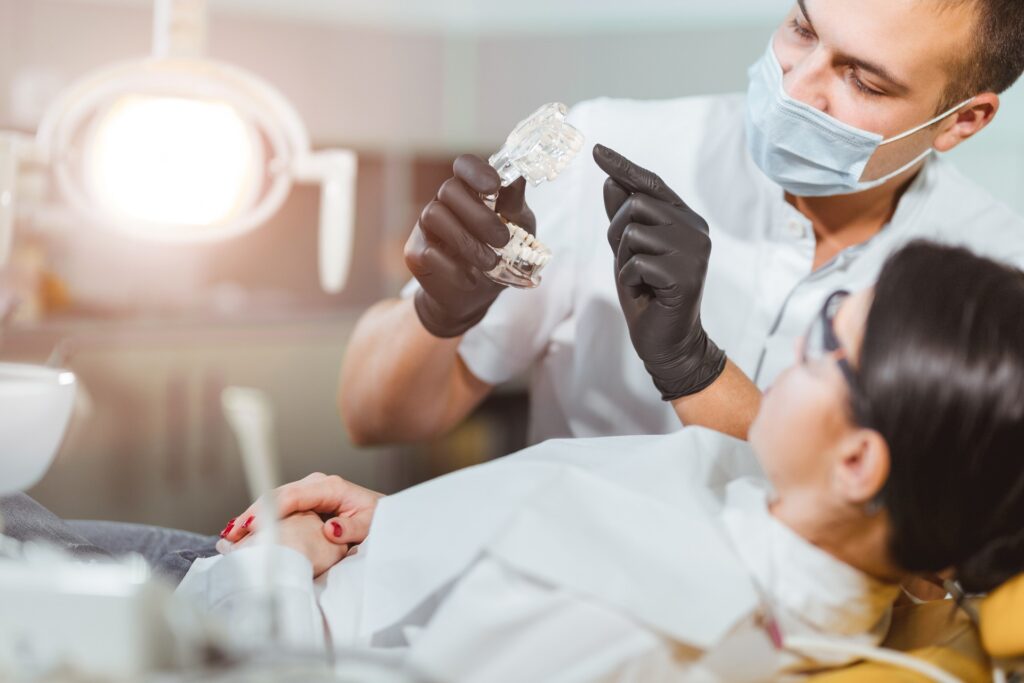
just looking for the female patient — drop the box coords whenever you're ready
[183,240,1024,681]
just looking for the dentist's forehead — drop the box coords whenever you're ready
[796,0,977,93]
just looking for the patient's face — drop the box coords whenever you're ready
[750,289,872,496]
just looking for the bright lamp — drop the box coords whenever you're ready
[85,95,261,230]
[1,0,357,292]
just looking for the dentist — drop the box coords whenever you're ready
[340,0,1024,444]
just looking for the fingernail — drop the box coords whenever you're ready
[331,521,342,538]
[242,515,254,529]
[220,520,235,538]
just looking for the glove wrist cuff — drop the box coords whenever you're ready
[413,290,492,339]
[649,334,728,402]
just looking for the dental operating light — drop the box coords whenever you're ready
[0,0,357,292]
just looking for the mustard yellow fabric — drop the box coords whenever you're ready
[808,601,990,683]
[980,573,1024,659]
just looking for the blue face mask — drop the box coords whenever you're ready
[745,40,973,197]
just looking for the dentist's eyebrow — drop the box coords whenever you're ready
[796,0,911,95]
[796,0,816,33]
[842,54,912,95]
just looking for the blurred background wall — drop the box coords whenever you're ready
[1,0,1022,532]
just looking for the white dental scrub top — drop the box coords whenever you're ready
[178,428,901,682]
[407,94,1024,444]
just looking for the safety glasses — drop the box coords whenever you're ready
[801,289,858,389]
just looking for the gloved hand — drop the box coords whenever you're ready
[405,154,536,338]
[593,144,726,400]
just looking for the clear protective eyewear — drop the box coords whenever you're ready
[801,289,858,389]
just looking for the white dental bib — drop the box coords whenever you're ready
[354,429,762,647]
[180,428,898,681]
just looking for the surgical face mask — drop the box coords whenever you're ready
[745,40,973,197]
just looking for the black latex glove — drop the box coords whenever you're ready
[405,154,536,338]
[593,144,726,400]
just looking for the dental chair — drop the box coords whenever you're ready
[981,575,1024,680]
[810,573,1024,682]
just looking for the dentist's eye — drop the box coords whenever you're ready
[789,18,816,42]
[846,68,885,97]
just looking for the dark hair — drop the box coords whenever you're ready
[938,0,1024,110]
[850,240,1024,593]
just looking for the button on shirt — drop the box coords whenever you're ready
[416,94,1024,444]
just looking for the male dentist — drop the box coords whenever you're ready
[339,0,1024,445]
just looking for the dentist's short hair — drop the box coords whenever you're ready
[938,0,1024,109]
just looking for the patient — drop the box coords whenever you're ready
[179,241,1024,680]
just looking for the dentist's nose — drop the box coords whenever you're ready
[782,49,831,114]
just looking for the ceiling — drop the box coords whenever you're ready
[67,0,794,34]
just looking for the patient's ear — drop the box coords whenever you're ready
[834,429,890,506]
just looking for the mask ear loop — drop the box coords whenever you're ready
[877,98,976,147]
[853,98,975,187]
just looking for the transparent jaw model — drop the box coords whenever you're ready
[483,102,585,289]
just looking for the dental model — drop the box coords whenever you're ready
[483,102,584,289]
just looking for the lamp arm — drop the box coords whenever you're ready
[294,149,358,294]
[0,133,35,269]
[152,0,208,60]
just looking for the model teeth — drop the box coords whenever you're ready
[497,224,551,271]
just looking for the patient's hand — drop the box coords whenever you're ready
[233,511,350,578]
[222,473,383,552]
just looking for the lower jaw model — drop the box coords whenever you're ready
[486,223,552,289]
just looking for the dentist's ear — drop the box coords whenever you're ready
[834,429,891,508]
[933,93,999,153]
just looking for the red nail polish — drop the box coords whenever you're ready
[331,521,342,538]
[242,515,254,529]
[220,520,235,538]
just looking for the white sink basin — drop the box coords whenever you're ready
[0,363,76,496]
